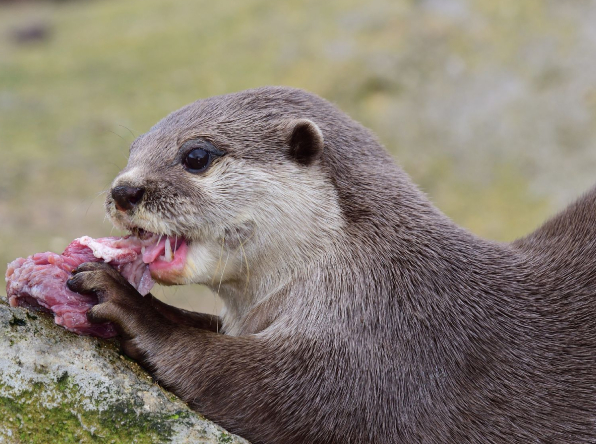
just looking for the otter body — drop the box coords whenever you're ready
[67,87,596,443]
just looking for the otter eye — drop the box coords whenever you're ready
[179,139,225,174]
[184,148,211,172]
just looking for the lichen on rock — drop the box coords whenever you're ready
[0,297,248,444]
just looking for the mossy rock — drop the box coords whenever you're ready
[0,297,248,444]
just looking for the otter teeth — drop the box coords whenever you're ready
[164,237,173,262]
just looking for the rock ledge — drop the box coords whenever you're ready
[0,297,248,444]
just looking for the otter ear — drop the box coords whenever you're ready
[285,119,324,166]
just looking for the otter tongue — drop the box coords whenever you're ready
[142,237,167,264]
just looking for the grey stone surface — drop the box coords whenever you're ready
[0,296,248,444]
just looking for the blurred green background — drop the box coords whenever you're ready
[1,0,595,314]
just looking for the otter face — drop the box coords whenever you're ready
[105,91,344,301]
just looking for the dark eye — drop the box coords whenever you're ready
[179,138,225,173]
[184,148,211,172]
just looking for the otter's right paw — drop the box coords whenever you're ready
[67,262,147,333]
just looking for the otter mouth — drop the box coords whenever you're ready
[129,227,189,279]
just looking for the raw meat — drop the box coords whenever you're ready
[5,236,155,338]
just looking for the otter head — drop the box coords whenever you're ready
[106,88,345,315]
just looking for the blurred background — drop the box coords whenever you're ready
[1,0,595,314]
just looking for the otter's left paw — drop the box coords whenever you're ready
[66,261,145,331]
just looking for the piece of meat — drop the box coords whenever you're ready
[5,236,155,338]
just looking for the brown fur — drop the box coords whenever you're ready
[67,87,596,443]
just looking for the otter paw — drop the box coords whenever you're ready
[67,262,134,300]
[66,262,144,327]
[71,261,132,287]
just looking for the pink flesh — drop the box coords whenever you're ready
[5,236,158,338]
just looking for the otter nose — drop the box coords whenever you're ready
[111,186,145,212]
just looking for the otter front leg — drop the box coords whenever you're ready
[133,327,314,444]
[67,262,221,331]
[145,294,222,332]
[66,262,176,361]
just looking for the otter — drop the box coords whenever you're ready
[66,87,596,444]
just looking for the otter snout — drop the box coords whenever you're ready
[111,185,145,212]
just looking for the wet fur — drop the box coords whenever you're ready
[68,87,596,443]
